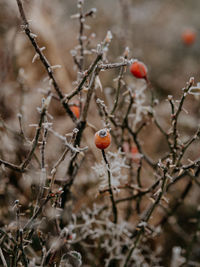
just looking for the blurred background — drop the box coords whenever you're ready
[1,0,200,95]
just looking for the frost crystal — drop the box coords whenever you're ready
[129,85,152,131]
[92,149,129,190]
[105,30,113,43]
[70,204,133,266]
[188,82,200,95]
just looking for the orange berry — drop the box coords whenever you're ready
[131,146,138,157]
[182,29,196,46]
[131,146,138,154]
[94,129,111,150]
[130,61,147,79]
[131,146,140,163]
[70,105,80,119]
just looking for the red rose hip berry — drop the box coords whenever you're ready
[70,105,80,119]
[95,129,111,150]
[130,61,147,79]
[182,29,196,46]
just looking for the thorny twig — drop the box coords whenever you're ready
[124,166,168,266]
[169,79,194,164]
[16,0,77,122]
[0,103,47,173]
[111,50,129,115]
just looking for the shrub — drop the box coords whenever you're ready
[0,0,200,266]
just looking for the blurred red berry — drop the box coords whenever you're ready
[131,146,140,163]
[182,29,196,46]
[123,143,140,163]
[130,61,147,79]
[70,105,80,119]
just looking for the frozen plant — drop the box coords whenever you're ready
[69,204,133,267]
[92,149,129,191]
[129,84,152,131]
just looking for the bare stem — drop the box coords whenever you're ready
[0,159,22,172]
[170,81,193,164]
[0,248,8,267]
[23,194,52,231]
[123,169,167,266]
[101,149,118,224]
[66,53,102,100]
[21,107,46,171]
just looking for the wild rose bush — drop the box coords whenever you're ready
[0,0,200,266]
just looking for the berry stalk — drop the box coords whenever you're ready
[101,149,118,224]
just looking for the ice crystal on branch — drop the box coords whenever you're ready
[129,84,152,131]
[92,149,129,190]
[188,82,200,95]
[70,204,133,266]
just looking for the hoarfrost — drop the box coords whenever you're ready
[92,149,129,190]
